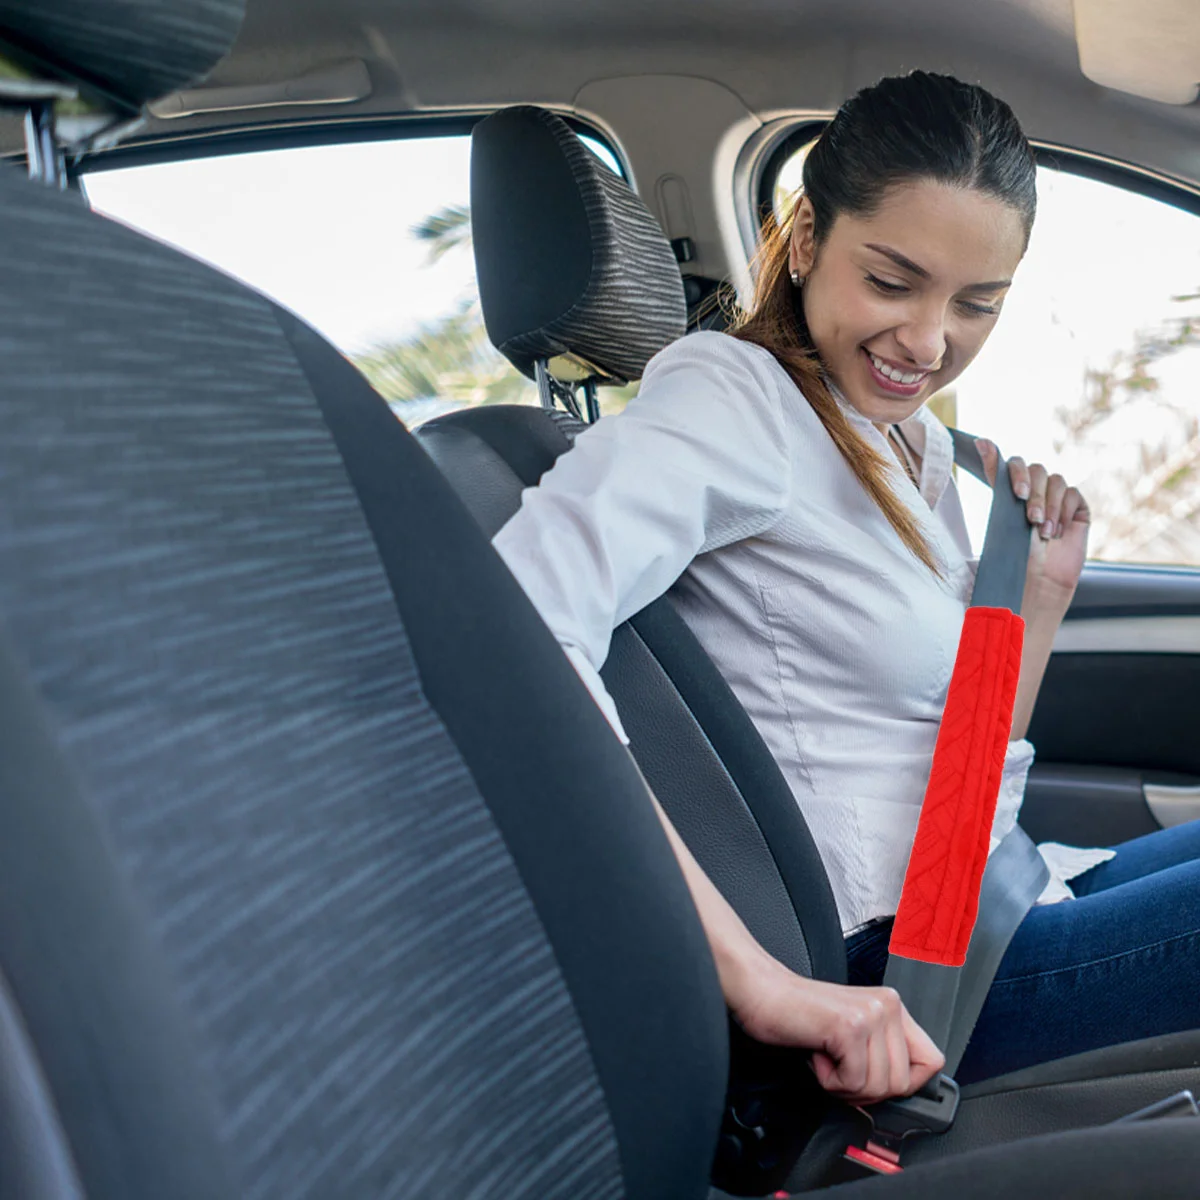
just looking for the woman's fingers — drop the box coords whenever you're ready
[1005,453,1030,500]
[864,997,892,1101]
[976,445,1087,542]
[974,438,1000,488]
[1000,452,1090,542]
[822,987,931,1103]
[1024,461,1049,531]
[1060,486,1090,534]
[735,965,944,1104]
[884,990,912,1097]
[902,1007,945,1093]
[828,1017,869,1097]
[1042,473,1067,540]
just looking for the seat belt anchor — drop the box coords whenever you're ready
[844,1073,961,1175]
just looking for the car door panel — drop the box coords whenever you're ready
[1021,564,1200,846]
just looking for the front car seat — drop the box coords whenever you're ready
[415,104,1200,1189]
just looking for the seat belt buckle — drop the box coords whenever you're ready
[843,1074,960,1175]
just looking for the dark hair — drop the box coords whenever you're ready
[734,71,1036,571]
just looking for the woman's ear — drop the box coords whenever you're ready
[789,195,817,280]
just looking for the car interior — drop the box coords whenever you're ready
[2,0,1200,1197]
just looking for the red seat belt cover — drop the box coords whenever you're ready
[889,606,1025,968]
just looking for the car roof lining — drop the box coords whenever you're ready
[21,1,1188,162]
[38,0,1200,304]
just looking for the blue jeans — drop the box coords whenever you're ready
[844,820,1200,1084]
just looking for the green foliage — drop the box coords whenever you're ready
[356,303,535,409]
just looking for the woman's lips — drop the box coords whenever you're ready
[863,348,929,398]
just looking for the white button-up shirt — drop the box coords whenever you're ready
[494,331,1112,933]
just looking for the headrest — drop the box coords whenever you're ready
[0,0,245,113]
[471,105,686,386]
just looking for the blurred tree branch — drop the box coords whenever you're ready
[1057,293,1200,563]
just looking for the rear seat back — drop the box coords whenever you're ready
[0,9,727,1198]
[417,105,847,984]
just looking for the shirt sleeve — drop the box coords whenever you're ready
[493,333,793,742]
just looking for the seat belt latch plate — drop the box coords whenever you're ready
[844,1073,961,1174]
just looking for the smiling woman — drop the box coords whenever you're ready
[491,71,1200,1092]
[736,72,1037,574]
[774,140,1200,569]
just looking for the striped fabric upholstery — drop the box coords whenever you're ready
[0,0,244,106]
[0,162,623,1200]
[476,106,687,385]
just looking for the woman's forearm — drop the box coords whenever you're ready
[1011,580,1074,741]
[646,789,774,994]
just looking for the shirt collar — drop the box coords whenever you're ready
[826,383,955,511]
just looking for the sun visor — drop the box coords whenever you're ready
[1075,0,1200,105]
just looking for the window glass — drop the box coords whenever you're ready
[770,143,1200,568]
[82,131,629,427]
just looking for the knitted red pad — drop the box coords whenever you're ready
[888,607,1025,968]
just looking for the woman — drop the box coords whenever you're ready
[493,72,1200,1100]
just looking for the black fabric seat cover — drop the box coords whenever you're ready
[0,134,726,1200]
[0,0,244,108]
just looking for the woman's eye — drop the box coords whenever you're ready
[959,299,1000,317]
[866,273,908,295]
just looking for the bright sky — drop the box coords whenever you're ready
[85,135,1200,561]
[85,137,479,354]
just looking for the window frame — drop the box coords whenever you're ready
[71,110,627,183]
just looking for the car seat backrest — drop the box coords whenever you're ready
[0,0,245,106]
[0,7,727,1199]
[418,105,847,984]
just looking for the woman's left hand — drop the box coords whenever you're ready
[975,440,1090,603]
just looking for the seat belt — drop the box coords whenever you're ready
[846,430,1050,1176]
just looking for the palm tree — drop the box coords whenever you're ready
[411,204,472,263]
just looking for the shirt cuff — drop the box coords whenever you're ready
[562,643,630,745]
[989,737,1036,849]
[1034,843,1118,904]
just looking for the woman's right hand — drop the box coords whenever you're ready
[646,784,943,1105]
[728,951,945,1104]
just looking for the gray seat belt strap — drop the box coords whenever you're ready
[949,428,1031,614]
[942,825,1049,1074]
[881,430,1044,1061]
[848,429,1055,1171]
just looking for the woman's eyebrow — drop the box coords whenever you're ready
[863,242,1011,291]
[865,243,930,278]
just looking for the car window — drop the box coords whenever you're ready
[82,130,630,428]
[771,142,1200,569]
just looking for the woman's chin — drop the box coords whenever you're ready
[842,384,928,426]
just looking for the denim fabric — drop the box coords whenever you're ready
[844,820,1200,1084]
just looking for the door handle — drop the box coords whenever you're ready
[1143,783,1200,829]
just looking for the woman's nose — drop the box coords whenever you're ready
[895,311,946,371]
